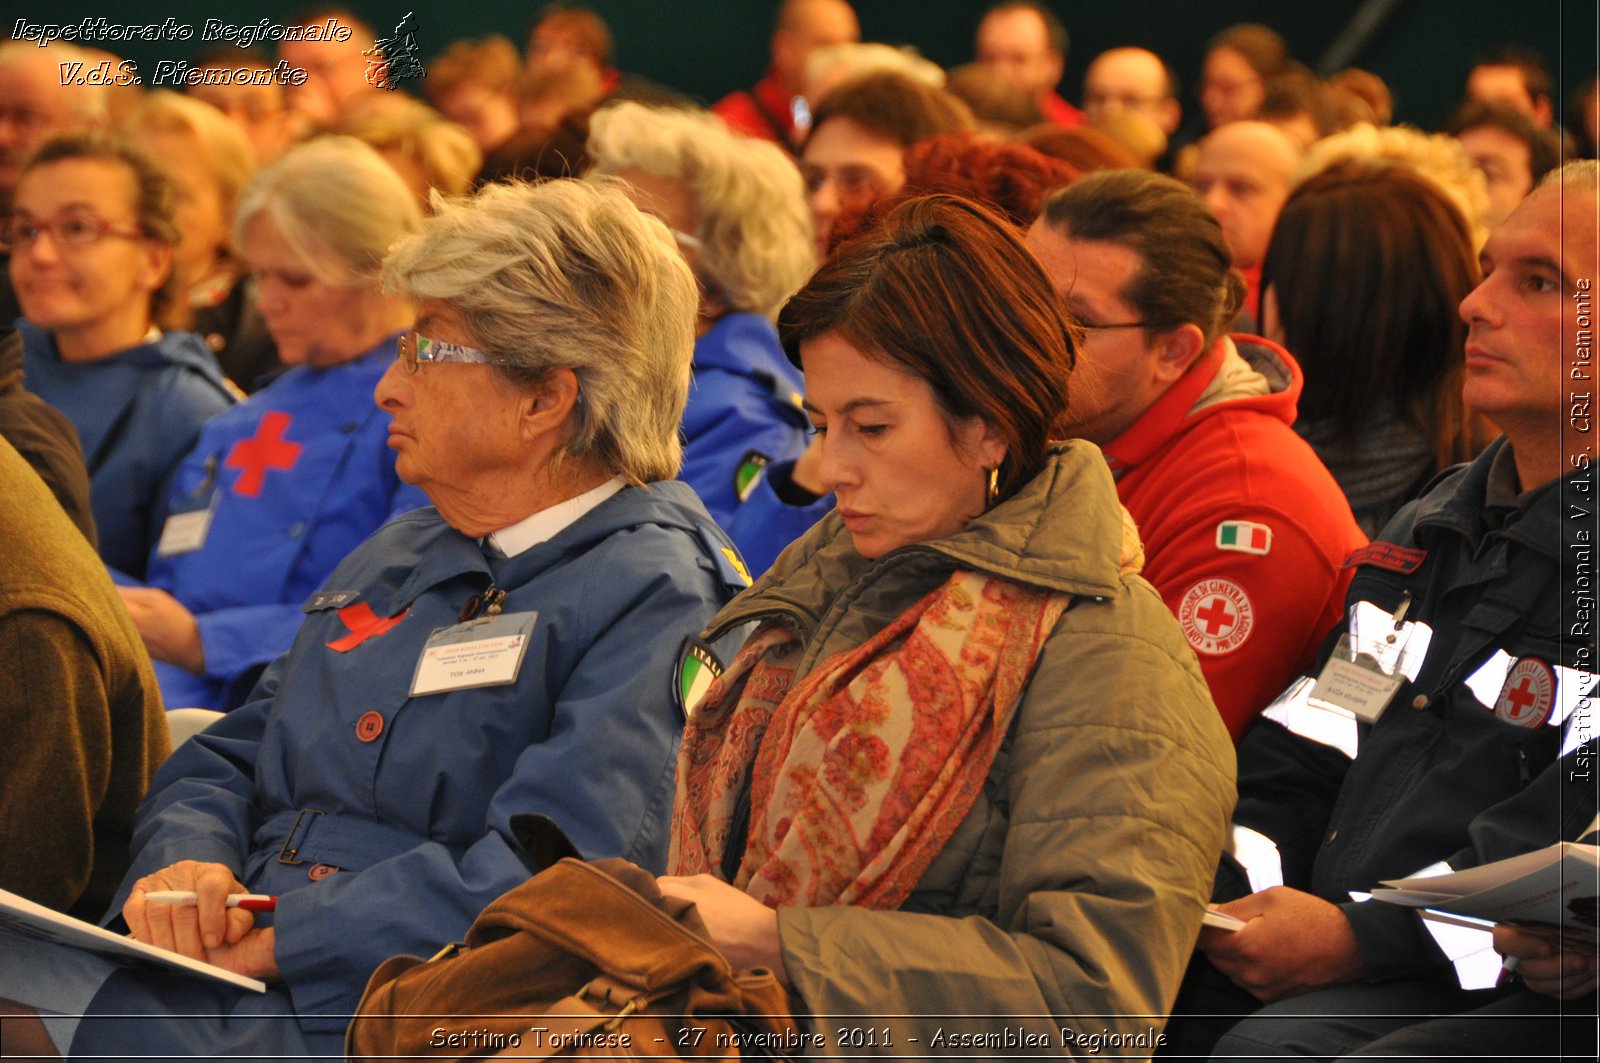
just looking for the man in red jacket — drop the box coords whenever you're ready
[712,0,859,150]
[974,2,1082,126]
[1027,169,1366,740]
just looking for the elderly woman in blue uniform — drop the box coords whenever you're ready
[0,179,748,1060]
[588,102,828,576]
[116,137,429,712]
[10,132,236,580]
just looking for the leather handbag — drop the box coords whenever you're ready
[346,853,801,1061]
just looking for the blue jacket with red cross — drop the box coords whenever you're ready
[125,336,428,711]
[79,479,745,1059]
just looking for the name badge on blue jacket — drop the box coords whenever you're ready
[155,494,219,557]
[410,611,537,697]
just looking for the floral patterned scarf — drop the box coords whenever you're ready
[669,568,1070,910]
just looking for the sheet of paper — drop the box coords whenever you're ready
[0,889,266,992]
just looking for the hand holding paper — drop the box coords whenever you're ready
[1494,925,1599,1000]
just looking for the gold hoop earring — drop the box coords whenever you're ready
[986,466,1000,509]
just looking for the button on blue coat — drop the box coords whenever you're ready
[76,482,744,1058]
[20,322,236,580]
[128,337,428,711]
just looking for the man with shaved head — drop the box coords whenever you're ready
[1191,120,1300,317]
[1083,46,1181,137]
[713,0,859,149]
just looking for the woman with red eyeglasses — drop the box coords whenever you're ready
[10,132,237,582]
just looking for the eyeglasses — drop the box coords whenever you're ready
[2,210,145,252]
[397,330,515,371]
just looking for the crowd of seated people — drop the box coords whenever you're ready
[0,2,1593,1059]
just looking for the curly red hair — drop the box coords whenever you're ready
[824,133,1080,254]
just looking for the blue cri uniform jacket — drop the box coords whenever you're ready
[78,482,747,1059]
[20,322,236,580]
[129,338,428,712]
[683,313,829,575]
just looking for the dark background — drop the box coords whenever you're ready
[12,1,1598,131]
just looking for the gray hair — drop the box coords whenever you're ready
[587,102,815,322]
[381,178,699,484]
[233,136,422,284]
[1543,158,1600,190]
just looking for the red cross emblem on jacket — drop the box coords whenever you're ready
[226,411,303,497]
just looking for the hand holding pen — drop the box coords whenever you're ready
[123,860,281,980]
[146,891,277,912]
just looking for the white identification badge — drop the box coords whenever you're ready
[1309,594,1429,724]
[155,496,218,557]
[409,611,536,697]
[1310,635,1405,723]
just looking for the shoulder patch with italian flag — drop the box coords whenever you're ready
[1215,520,1272,556]
[675,636,725,718]
[734,450,772,503]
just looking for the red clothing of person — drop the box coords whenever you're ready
[712,71,795,145]
[1040,90,1084,126]
[1102,335,1366,741]
[1238,264,1262,317]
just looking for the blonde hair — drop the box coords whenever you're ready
[588,103,815,321]
[805,42,946,99]
[381,179,699,484]
[343,99,483,198]
[125,91,256,218]
[1297,123,1491,247]
[233,136,423,285]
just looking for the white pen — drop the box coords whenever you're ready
[144,890,277,912]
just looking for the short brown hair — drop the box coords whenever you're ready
[529,3,613,66]
[1443,99,1567,184]
[23,132,183,328]
[427,35,523,100]
[1206,23,1290,80]
[779,194,1073,499]
[1039,169,1245,345]
[806,71,976,149]
[985,2,1068,58]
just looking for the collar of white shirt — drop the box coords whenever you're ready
[485,477,626,558]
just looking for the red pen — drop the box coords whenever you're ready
[144,890,277,912]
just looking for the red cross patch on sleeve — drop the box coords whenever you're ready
[1178,578,1255,656]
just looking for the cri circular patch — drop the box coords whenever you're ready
[1493,657,1555,728]
[1178,578,1255,656]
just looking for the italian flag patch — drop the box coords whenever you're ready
[676,636,725,718]
[1215,520,1272,556]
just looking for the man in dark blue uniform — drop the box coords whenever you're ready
[1165,160,1599,1059]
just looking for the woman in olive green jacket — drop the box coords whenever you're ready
[660,195,1236,1056]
